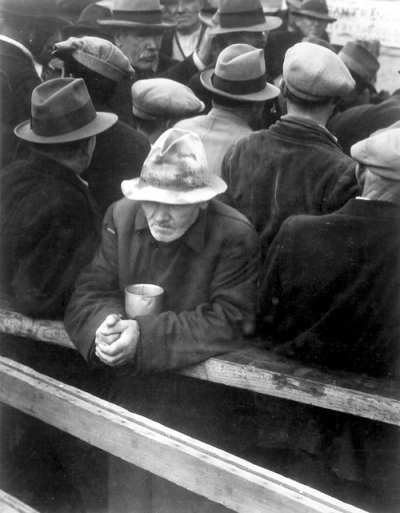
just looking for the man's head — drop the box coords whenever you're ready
[162,0,204,35]
[351,129,400,203]
[131,78,205,142]
[98,0,176,72]
[121,128,227,242]
[200,0,282,59]
[53,36,134,101]
[337,41,380,110]
[281,42,355,118]
[291,0,336,39]
[14,77,117,173]
[201,43,280,125]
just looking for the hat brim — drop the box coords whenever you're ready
[203,15,282,34]
[294,10,336,22]
[200,69,280,102]
[122,176,227,204]
[98,18,176,29]
[14,112,118,144]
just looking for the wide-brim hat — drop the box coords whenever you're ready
[292,0,336,22]
[201,44,280,102]
[98,0,176,29]
[199,0,282,34]
[15,77,117,144]
[122,128,227,204]
[61,2,115,42]
[338,41,380,91]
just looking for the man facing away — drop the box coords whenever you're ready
[221,41,360,255]
[175,43,280,175]
[64,128,261,513]
[256,128,400,513]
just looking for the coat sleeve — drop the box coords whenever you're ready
[135,224,261,373]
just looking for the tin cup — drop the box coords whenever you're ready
[124,284,164,318]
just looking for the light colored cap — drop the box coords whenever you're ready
[338,41,380,86]
[283,42,355,101]
[121,128,227,204]
[201,44,280,102]
[53,36,134,82]
[350,128,400,180]
[131,78,205,121]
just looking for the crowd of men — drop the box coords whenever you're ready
[1,0,400,512]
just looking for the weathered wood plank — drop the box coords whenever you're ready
[0,357,367,513]
[1,305,399,425]
[0,490,40,513]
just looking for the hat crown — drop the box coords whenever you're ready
[112,0,161,13]
[215,44,265,82]
[297,0,329,15]
[283,42,355,100]
[219,0,263,14]
[30,78,97,137]
[0,0,56,17]
[141,129,210,191]
[338,41,380,83]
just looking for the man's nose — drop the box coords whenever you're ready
[177,0,186,12]
[153,205,171,222]
[144,36,158,49]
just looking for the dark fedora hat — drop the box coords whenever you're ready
[201,44,280,102]
[338,41,380,91]
[98,0,176,29]
[61,3,114,42]
[200,0,282,34]
[292,0,336,22]
[15,78,117,143]
[0,0,57,17]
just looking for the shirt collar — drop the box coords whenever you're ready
[135,203,207,253]
[0,35,36,67]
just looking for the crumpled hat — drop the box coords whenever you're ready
[53,36,134,83]
[131,78,205,121]
[350,128,400,180]
[283,42,355,101]
[122,128,227,205]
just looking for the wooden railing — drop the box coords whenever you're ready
[2,302,396,513]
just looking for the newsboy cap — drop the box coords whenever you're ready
[53,37,134,82]
[350,128,400,180]
[131,78,204,121]
[283,42,355,101]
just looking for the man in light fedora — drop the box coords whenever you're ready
[221,42,359,256]
[0,77,117,512]
[65,128,261,513]
[186,0,283,120]
[175,43,280,175]
[0,77,117,318]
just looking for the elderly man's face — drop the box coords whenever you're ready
[141,201,202,242]
[294,15,328,39]
[115,28,163,71]
[163,0,202,34]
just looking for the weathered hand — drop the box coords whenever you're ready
[95,319,140,367]
[95,314,124,346]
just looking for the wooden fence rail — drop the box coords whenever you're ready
[1,304,399,426]
[0,356,368,513]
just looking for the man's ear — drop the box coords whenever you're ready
[279,79,287,98]
[355,163,366,187]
